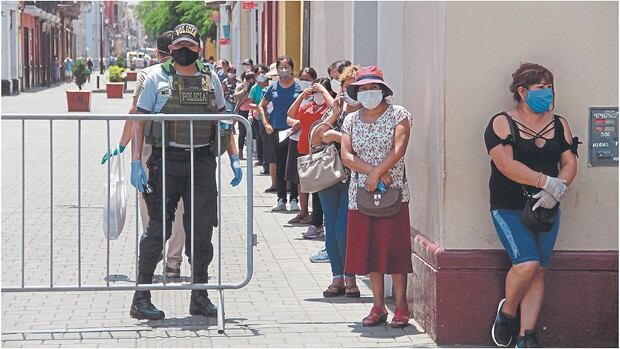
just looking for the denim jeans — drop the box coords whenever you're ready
[318,181,352,278]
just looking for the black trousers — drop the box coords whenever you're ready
[275,135,298,203]
[238,110,249,154]
[311,192,323,226]
[139,147,217,286]
[254,118,263,162]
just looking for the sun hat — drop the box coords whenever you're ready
[346,66,393,100]
[266,62,278,78]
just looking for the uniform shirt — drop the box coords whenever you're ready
[137,63,226,147]
[262,80,302,130]
[133,60,168,98]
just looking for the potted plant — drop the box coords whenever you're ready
[66,59,91,112]
[106,65,125,98]
[126,58,138,81]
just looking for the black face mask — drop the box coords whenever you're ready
[172,47,199,66]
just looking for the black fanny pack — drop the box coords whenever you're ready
[501,112,558,233]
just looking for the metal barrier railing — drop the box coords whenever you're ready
[1,113,254,334]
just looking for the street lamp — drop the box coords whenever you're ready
[99,3,104,75]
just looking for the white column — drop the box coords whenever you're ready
[377,2,405,105]
[352,1,377,66]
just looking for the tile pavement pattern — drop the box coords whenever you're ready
[1,79,436,347]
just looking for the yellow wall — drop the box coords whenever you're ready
[204,38,217,60]
[278,1,302,74]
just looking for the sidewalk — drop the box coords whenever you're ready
[1,81,436,348]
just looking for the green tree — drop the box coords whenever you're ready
[136,1,216,44]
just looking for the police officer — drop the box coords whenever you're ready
[129,23,242,320]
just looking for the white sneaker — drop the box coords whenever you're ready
[288,199,301,212]
[271,198,287,212]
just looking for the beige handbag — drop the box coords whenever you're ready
[297,121,347,193]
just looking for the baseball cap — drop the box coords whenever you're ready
[156,31,173,53]
[172,23,201,46]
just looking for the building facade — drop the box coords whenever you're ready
[307,1,618,347]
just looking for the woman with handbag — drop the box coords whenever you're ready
[286,69,323,229]
[340,66,413,328]
[485,63,578,348]
[308,65,363,297]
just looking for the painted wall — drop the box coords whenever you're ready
[277,1,301,74]
[308,1,353,76]
[441,1,619,250]
[402,2,446,244]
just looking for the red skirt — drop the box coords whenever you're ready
[345,204,413,275]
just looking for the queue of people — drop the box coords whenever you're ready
[100,21,577,346]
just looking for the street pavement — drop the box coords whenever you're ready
[1,75,436,348]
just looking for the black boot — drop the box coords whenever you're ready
[130,275,165,320]
[130,290,165,320]
[189,290,218,317]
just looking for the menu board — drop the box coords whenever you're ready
[589,107,618,166]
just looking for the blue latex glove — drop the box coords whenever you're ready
[130,160,148,192]
[377,181,387,193]
[220,121,233,130]
[101,144,126,164]
[229,154,243,187]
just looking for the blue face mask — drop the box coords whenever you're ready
[525,87,553,114]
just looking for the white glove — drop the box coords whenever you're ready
[542,176,568,201]
[532,190,558,210]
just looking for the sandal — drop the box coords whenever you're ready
[390,307,410,328]
[288,213,308,224]
[362,305,388,326]
[322,284,345,297]
[344,285,361,298]
[299,215,314,225]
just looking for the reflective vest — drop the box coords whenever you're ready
[144,60,230,157]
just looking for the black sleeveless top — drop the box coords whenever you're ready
[484,112,579,211]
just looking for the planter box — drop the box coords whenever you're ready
[126,71,138,81]
[106,82,124,98]
[66,90,91,112]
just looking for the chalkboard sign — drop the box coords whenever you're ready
[589,107,618,166]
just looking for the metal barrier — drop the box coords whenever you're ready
[0,113,254,334]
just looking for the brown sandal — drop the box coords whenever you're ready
[288,213,307,224]
[322,284,345,297]
[345,285,361,298]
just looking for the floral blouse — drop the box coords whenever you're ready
[341,105,413,210]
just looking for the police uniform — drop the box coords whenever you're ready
[130,23,230,320]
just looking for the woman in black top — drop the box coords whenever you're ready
[485,63,578,347]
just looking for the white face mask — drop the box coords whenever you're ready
[256,74,268,83]
[343,91,361,107]
[298,80,312,91]
[357,90,383,110]
[330,79,341,94]
[313,93,325,105]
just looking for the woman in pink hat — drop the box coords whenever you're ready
[340,66,413,328]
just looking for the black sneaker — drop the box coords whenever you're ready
[491,298,517,347]
[515,330,540,348]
